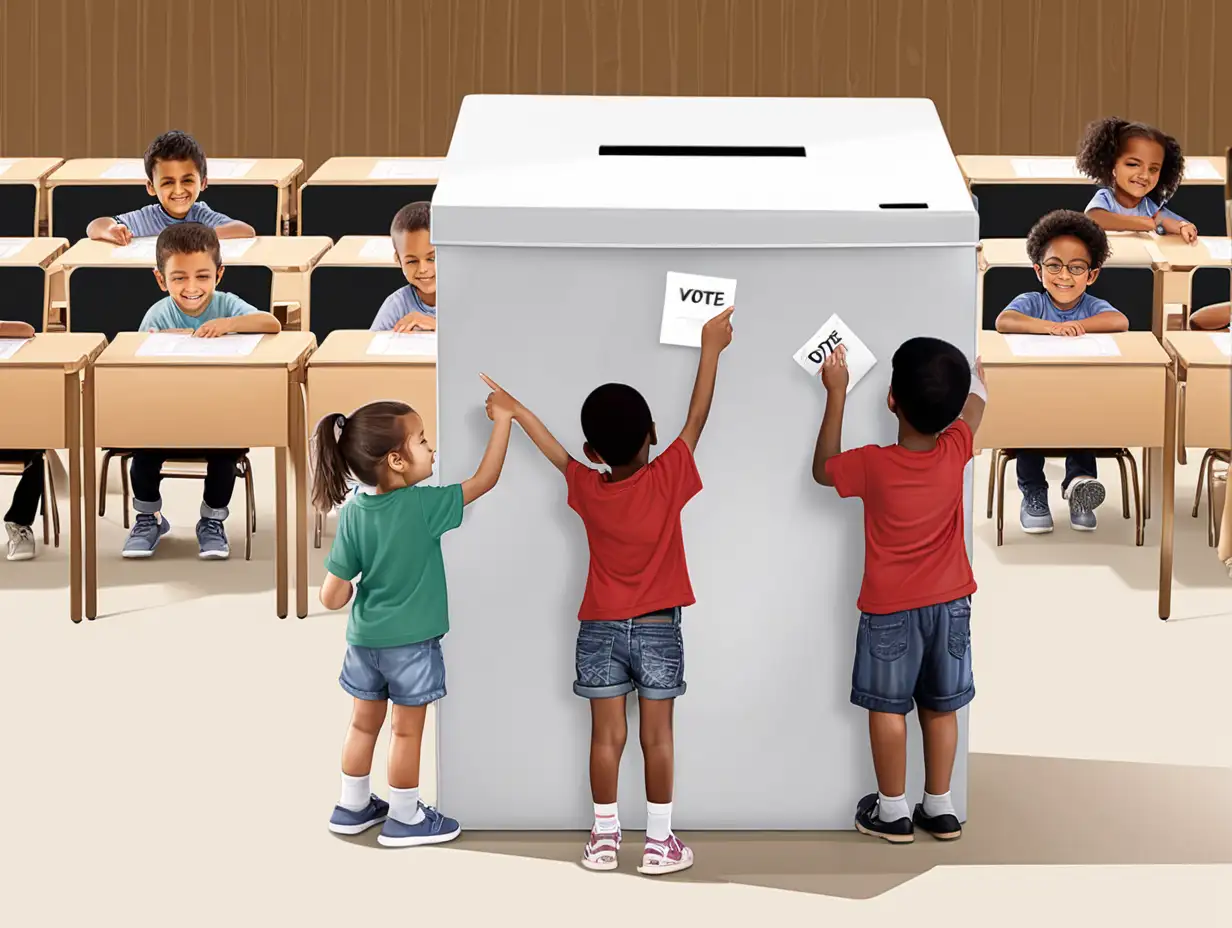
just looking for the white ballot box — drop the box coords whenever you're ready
[433,95,978,829]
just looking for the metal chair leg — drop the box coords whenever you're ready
[98,450,113,517]
[314,510,324,549]
[1128,453,1143,546]
[986,450,998,518]
[996,452,1011,546]
[246,465,256,533]
[120,455,131,529]
[40,456,51,546]
[46,456,60,548]
[1207,460,1218,548]
[1192,449,1214,518]
[1143,449,1151,521]
[1115,452,1130,519]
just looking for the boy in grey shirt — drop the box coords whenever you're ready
[370,201,438,333]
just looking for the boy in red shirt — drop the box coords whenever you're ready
[485,307,734,876]
[813,337,988,844]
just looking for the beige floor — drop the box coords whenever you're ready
[1,448,1229,927]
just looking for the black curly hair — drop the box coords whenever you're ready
[143,130,208,182]
[1075,117,1185,202]
[1026,210,1110,268]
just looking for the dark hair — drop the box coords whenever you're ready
[311,401,414,511]
[155,222,221,272]
[144,130,208,182]
[391,201,431,237]
[1075,117,1185,202]
[890,337,971,435]
[580,383,653,467]
[1025,209,1110,268]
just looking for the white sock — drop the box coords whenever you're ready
[922,790,956,818]
[593,802,620,834]
[877,792,910,823]
[389,786,425,825]
[339,773,370,811]
[646,801,672,841]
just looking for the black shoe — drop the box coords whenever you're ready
[913,803,962,841]
[854,793,914,844]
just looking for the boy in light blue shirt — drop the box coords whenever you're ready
[370,201,438,333]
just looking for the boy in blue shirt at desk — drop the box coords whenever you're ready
[370,202,437,333]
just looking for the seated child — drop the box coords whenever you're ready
[994,209,1128,534]
[813,337,987,844]
[490,306,734,876]
[87,130,256,244]
[370,202,437,333]
[122,223,280,561]
[0,321,41,562]
[1077,117,1197,242]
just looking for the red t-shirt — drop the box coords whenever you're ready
[565,438,703,621]
[824,419,977,614]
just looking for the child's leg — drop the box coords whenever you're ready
[918,707,958,797]
[123,451,172,557]
[197,451,243,558]
[1063,450,1104,530]
[4,452,43,527]
[638,697,674,806]
[868,711,908,799]
[328,696,388,835]
[589,695,628,805]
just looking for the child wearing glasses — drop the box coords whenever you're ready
[994,210,1128,536]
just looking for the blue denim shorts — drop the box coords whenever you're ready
[340,637,446,706]
[850,596,975,715]
[574,607,686,701]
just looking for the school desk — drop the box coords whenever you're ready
[45,158,304,240]
[298,157,440,239]
[88,332,316,619]
[307,236,408,338]
[52,236,332,339]
[1152,236,1232,322]
[975,331,1170,546]
[958,155,1228,240]
[0,332,107,622]
[0,237,69,330]
[0,157,63,236]
[305,329,437,545]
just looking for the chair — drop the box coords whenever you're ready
[97,452,257,560]
[0,452,60,547]
[1192,449,1230,547]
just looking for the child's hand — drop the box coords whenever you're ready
[393,312,437,333]
[193,319,233,338]
[819,344,849,393]
[974,357,986,387]
[700,306,735,354]
[1048,321,1085,337]
[107,223,133,246]
[1179,221,1198,244]
[480,373,518,421]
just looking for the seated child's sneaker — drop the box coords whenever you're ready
[328,794,389,835]
[581,828,621,871]
[912,803,962,841]
[1019,487,1054,534]
[637,833,693,875]
[5,522,35,561]
[1064,476,1105,532]
[854,793,914,844]
[376,802,461,847]
[196,517,230,560]
[122,513,171,558]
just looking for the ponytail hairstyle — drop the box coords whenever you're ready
[311,400,415,511]
[1075,117,1186,202]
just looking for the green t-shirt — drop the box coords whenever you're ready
[324,484,465,648]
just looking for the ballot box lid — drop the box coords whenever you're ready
[432,95,976,249]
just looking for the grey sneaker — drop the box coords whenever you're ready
[122,513,170,558]
[328,794,389,835]
[196,518,230,560]
[1019,487,1054,534]
[5,522,35,561]
[1065,477,1105,532]
[377,803,461,847]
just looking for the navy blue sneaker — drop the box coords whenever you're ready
[377,803,462,847]
[328,794,389,835]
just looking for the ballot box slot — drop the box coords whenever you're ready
[598,145,807,157]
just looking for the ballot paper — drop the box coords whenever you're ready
[111,237,158,260]
[1183,160,1221,181]
[792,313,877,393]
[101,160,146,180]
[1004,333,1121,357]
[1199,237,1231,262]
[137,333,264,357]
[660,272,736,348]
[0,238,27,260]
[1010,158,1084,179]
[206,159,256,179]
[0,160,13,178]
[0,338,32,361]
[220,238,257,260]
[368,159,444,180]
[1210,333,1231,357]
[359,237,396,261]
[367,332,437,357]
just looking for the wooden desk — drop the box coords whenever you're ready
[1152,236,1231,272]
[979,234,1164,269]
[46,158,304,238]
[1153,236,1232,332]
[89,332,316,619]
[299,158,442,239]
[308,237,407,336]
[0,238,70,329]
[0,333,107,622]
[0,157,64,236]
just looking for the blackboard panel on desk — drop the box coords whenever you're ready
[0,265,48,329]
[0,185,39,237]
[50,186,281,240]
[982,266,1155,332]
[971,183,1095,238]
[308,266,406,339]
[1191,267,1231,312]
[299,184,435,238]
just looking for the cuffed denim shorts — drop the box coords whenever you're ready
[340,637,446,706]
[574,607,686,701]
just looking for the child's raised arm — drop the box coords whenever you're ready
[960,358,988,437]
[811,346,849,486]
[480,375,572,475]
[461,375,516,505]
[678,307,735,452]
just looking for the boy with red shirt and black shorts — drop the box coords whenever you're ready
[813,337,988,844]
[487,307,734,876]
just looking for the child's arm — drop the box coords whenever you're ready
[319,572,354,610]
[1189,303,1231,331]
[995,310,1084,337]
[1077,309,1129,333]
[960,358,988,437]
[811,346,849,486]
[1085,208,1155,233]
[194,310,282,338]
[479,375,571,474]
[678,307,735,453]
[0,321,36,339]
[461,379,516,505]
[215,220,257,239]
[88,216,133,245]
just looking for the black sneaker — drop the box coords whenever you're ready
[913,803,962,841]
[854,793,914,844]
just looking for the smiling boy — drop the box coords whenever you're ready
[370,202,437,333]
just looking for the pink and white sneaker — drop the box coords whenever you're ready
[581,828,621,871]
[637,833,693,875]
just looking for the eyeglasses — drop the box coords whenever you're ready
[1040,261,1092,277]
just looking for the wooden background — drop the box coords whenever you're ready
[1,0,1228,173]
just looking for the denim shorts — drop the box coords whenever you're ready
[850,596,975,715]
[574,607,686,701]
[339,637,446,706]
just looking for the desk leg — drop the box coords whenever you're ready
[276,444,288,619]
[66,374,82,624]
[83,368,97,620]
[1159,368,1178,620]
[292,381,308,619]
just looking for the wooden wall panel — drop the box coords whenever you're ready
[0,0,1227,173]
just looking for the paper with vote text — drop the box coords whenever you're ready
[359,237,396,261]
[368,159,444,181]
[206,159,256,179]
[101,161,146,180]
[792,314,876,393]
[0,338,32,361]
[660,272,736,348]
[1010,158,1084,179]
[367,332,437,357]
[0,239,27,260]
[137,333,264,357]
[1199,237,1231,262]
[1004,334,1121,357]
[1211,333,1231,357]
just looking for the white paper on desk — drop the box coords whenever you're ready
[111,237,158,261]
[367,332,437,357]
[137,332,264,357]
[368,159,444,181]
[101,160,146,180]
[0,238,27,260]
[220,238,257,260]
[1010,157,1083,179]
[1184,160,1221,181]
[792,314,877,392]
[206,159,256,179]
[1005,333,1121,357]
[660,272,736,348]
[0,160,13,178]
[358,237,396,262]
[0,338,32,361]
[1210,333,1232,357]
[1198,237,1231,262]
